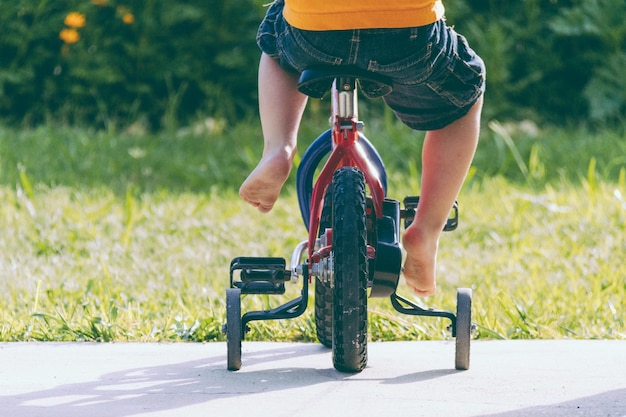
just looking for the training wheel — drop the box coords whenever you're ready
[454,288,472,370]
[225,288,243,371]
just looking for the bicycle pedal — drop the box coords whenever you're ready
[401,196,459,231]
[230,257,287,295]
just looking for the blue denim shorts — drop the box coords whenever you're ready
[257,0,486,130]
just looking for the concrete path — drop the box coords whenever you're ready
[1,340,625,417]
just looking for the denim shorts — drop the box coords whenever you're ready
[257,0,486,130]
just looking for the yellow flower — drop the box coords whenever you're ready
[64,12,86,28]
[122,13,135,24]
[92,0,108,6]
[59,28,80,44]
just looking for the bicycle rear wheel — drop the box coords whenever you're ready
[331,167,368,373]
[315,183,333,348]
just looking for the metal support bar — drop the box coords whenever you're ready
[241,266,310,336]
[390,292,457,336]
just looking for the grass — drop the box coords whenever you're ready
[0,117,625,342]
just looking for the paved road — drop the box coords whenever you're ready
[1,340,625,416]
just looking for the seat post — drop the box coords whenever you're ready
[333,77,358,120]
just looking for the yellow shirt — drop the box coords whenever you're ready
[283,0,445,31]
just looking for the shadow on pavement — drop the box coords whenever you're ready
[475,388,626,417]
[0,344,457,417]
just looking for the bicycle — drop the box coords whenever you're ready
[224,66,473,373]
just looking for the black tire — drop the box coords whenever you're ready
[331,167,368,373]
[226,288,242,371]
[315,184,334,348]
[315,275,333,348]
[455,288,472,370]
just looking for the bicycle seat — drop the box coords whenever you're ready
[297,67,393,99]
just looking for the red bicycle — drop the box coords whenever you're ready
[225,67,473,373]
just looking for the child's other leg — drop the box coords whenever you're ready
[239,53,308,213]
[402,95,483,296]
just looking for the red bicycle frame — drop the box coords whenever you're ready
[307,78,387,265]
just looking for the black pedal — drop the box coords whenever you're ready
[230,257,287,295]
[402,196,459,231]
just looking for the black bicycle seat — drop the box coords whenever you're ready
[297,67,393,99]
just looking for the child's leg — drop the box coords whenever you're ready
[402,95,483,296]
[239,53,308,213]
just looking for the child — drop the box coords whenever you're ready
[239,0,485,296]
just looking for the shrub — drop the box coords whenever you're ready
[0,0,624,129]
[447,0,625,126]
[0,0,264,129]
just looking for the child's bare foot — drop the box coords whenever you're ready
[239,148,293,213]
[402,226,439,297]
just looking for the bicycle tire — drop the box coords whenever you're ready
[455,288,472,370]
[225,288,242,371]
[331,167,368,373]
[315,183,333,348]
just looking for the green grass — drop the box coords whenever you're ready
[0,119,625,342]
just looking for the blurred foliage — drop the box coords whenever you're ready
[446,0,626,126]
[0,0,263,129]
[0,0,624,129]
